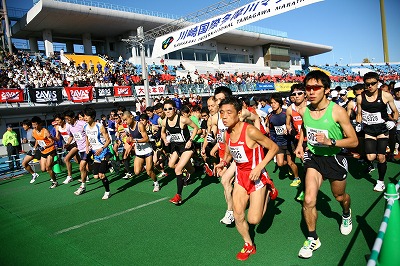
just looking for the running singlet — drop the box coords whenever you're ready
[361,90,388,125]
[84,123,107,151]
[165,115,190,143]
[217,114,228,157]
[32,128,55,154]
[291,103,304,140]
[58,124,75,144]
[69,120,87,152]
[129,122,153,156]
[268,110,288,146]
[303,101,343,156]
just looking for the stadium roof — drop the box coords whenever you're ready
[11,0,331,57]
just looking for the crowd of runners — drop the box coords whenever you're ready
[16,70,399,260]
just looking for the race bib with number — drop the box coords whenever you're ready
[274,125,286,135]
[37,140,46,148]
[306,127,329,147]
[362,110,384,125]
[229,146,249,164]
[169,133,185,142]
[73,132,83,141]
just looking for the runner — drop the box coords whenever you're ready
[295,70,358,259]
[356,72,398,191]
[21,119,41,183]
[214,96,278,261]
[31,116,58,189]
[83,107,112,200]
[161,99,199,204]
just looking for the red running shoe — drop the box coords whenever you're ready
[204,163,213,176]
[236,242,256,261]
[266,179,278,200]
[169,194,182,205]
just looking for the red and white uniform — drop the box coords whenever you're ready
[58,123,75,144]
[226,123,270,194]
[217,114,227,158]
[291,103,304,140]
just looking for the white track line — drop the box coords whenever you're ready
[54,197,168,235]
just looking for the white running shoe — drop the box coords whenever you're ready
[62,176,73,184]
[102,191,110,200]
[49,181,58,189]
[123,173,132,179]
[373,181,385,192]
[340,209,352,235]
[298,237,321,259]
[220,210,234,225]
[30,173,39,184]
[153,183,160,192]
[74,186,86,195]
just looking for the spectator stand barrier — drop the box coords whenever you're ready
[367,181,400,266]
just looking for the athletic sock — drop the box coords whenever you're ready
[308,230,318,240]
[377,162,387,182]
[176,174,184,195]
[101,177,110,192]
[342,211,350,218]
[123,159,130,173]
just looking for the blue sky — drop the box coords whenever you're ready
[12,0,400,65]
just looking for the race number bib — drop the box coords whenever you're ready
[229,146,249,163]
[37,140,46,148]
[306,127,329,147]
[169,133,185,142]
[73,132,83,141]
[88,137,97,145]
[274,125,286,135]
[362,110,384,125]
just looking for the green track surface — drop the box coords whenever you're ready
[0,158,399,265]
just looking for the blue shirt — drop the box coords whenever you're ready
[149,114,160,125]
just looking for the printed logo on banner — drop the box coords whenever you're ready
[70,90,90,100]
[162,37,174,50]
[1,91,20,101]
[97,88,112,97]
[117,87,129,95]
[35,90,58,102]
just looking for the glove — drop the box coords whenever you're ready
[206,133,216,143]
[355,123,362,133]
[385,121,396,130]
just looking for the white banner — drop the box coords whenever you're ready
[152,0,323,58]
[135,85,166,96]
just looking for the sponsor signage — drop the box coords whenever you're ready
[0,89,24,103]
[153,0,322,57]
[275,82,295,92]
[135,85,165,96]
[114,86,132,97]
[94,87,114,99]
[256,82,275,91]
[65,87,93,103]
[28,87,63,103]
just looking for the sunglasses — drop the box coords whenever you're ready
[305,85,324,91]
[163,107,174,111]
[291,91,304,96]
[364,81,378,87]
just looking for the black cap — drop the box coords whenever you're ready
[6,124,12,128]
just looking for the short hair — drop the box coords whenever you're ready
[352,83,364,94]
[201,107,209,114]
[270,93,283,106]
[53,113,64,120]
[290,83,304,93]
[163,99,176,108]
[22,119,32,127]
[192,105,201,112]
[181,105,191,114]
[219,96,242,113]
[214,86,232,97]
[139,113,149,121]
[154,103,163,110]
[145,106,154,112]
[303,70,331,89]
[83,107,96,119]
[117,105,126,112]
[63,110,75,119]
[363,71,380,82]
[31,116,43,124]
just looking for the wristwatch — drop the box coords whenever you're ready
[330,138,336,146]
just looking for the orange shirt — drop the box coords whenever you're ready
[32,128,55,154]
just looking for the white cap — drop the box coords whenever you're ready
[339,89,347,95]
[331,90,338,97]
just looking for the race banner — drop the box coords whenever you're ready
[0,89,24,103]
[114,86,132,97]
[28,87,63,103]
[274,82,294,92]
[256,82,275,91]
[152,0,322,58]
[94,87,114,99]
[65,87,93,103]
[135,85,166,96]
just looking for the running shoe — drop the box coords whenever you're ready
[102,191,111,200]
[220,210,234,225]
[298,237,321,259]
[123,173,132,179]
[236,242,256,261]
[296,191,305,201]
[340,209,352,235]
[153,182,160,192]
[109,167,114,173]
[157,172,168,178]
[373,180,385,192]
[62,176,73,184]
[74,186,86,195]
[183,172,191,187]
[169,194,182,205]
[30,173,39,184]
[49,181,58,189]
[204,163,213,176]
[266,180,278,200]
[80,176,90,183]
[290,178,301,187]
[367,164,375,174]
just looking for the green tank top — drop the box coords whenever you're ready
[303,101,343,156]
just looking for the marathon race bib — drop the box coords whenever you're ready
[88,137,97,145]
[73,132,83,141]
[135,142,153,155]
[306,127,329,147]
[274,125,286,135]
[37,140,46,148]
[362,110,384,125]
[61,134,70,143]
[229,145,249,164]
[169,133,185,142]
